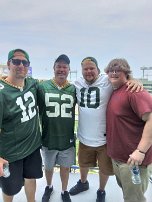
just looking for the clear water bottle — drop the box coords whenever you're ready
[130,165,141,184]
[3,163,10,178]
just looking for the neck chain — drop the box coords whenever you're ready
[52,78,69,89]
[1,78,24,92]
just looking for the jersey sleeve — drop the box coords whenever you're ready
[37,82,44,116]
[0,91,4,158]
[0,91,3,130]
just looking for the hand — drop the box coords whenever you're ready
[0,157,8,177]
[126,80,143,92]
[127,150,145,166]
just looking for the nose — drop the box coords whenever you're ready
[18,61,25,67]
[59,67,65,71]
[87,69,92,73]
[112,70,117,74]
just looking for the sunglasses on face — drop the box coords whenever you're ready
[10,59,30,67]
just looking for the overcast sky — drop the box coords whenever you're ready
[0,0,152,80]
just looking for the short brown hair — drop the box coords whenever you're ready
[105,58,132,77]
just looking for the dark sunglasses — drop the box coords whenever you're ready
[10,59,30,67]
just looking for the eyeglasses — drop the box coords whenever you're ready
[108,70,122,73]
[10,59,30,67]
[108,68,123,74]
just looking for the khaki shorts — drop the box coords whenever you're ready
[112,160,152,202]
[78,142,113,175]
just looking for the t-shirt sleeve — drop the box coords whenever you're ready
[129,90,152,118]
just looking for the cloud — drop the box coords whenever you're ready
[0,0,152,79]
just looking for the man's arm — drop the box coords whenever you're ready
[0,89,9,176]
[126,76,143,92]
[127,112,152,166]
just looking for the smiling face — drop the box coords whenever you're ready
[53,60,70,84]
[107,68,128,88]
[82,60,99,84]
[105,58,131,88]
[7,51,29,80]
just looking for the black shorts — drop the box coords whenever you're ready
[0,147,43,196]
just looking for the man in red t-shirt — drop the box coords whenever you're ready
[105,58,152,202]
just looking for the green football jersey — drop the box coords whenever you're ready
[38,80,76,150]
[0,78,41,163]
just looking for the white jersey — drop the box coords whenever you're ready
[75,75,113,147]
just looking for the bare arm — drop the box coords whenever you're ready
[126,77,143,93]
[127,112,152,166]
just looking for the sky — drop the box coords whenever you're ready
[0,0,152,80]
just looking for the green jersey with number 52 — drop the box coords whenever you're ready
[38,80,76,151]
[0,78,41,163]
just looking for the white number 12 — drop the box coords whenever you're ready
[16,91,36,122]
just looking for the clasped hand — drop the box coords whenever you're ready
[127,150,145,166]
[0,157,8,177]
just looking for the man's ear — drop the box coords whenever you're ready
[7,61,10,70]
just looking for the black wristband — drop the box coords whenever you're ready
[136,149,146,154]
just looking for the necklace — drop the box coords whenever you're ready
[52,78,69,89]
[1,78,24,92]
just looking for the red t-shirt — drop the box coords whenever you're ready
[106,84,152,165]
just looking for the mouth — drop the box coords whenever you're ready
[111,75,119,78]
[17,71,26,74]
[86,74,93,78]
[58,73,65,76]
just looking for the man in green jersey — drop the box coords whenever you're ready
[0,49,43,202]
[38,54,76,202]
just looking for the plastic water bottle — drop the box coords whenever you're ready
[130,165,141,184]
[3,163,10,178]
